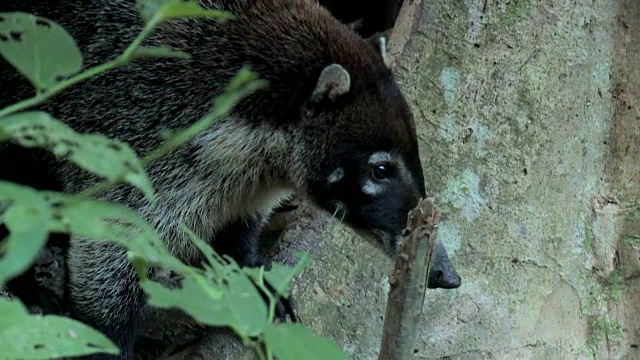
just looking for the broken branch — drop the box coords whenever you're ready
[378,197,440,360]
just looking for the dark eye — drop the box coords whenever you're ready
[371,162,392,180]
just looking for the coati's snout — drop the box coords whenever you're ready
[317,152,461,290]
[427,239,462,289]
[314,149,461,290]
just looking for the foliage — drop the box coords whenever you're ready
[0,297,119,358]
[0,1,350,359]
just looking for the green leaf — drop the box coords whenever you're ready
[142,227,269,337]
[0,181,177,285]
[181,225,227,273]
[0,182,51,285]
[263,252,310,298]
[142,272,269,337]
[225,67,267,93]
[0,111,155,202]
[264,323,350,360]
[183,226,269,335]
[141,275,227,324]
[135,0,234,26]
[0,298,119,359]
[0,12,82,91]
[224,269,269,336]
[132,46,191,60]
[0,180,184,277]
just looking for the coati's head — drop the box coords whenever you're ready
[295,54,460,290]
[300,63,423,254]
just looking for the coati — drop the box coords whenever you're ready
[0,0,461,358]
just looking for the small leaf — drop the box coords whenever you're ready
[208,67,267,120]
[141,275,229,325]
[144,227,269,337]
[132,46,191,60]
[225,270,269,336]
[181,225,227,272]
[0,12,83,91]
[183,226,269,335]
[0,181,51,285]
[142,270,268,337]
[0,182,180,285]
[135,0,234,26]
[0,298,119,359]
[0,111,154,202]
[263,252,310,297]
[264,323,350,360]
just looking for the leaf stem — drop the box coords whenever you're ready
[265,340,274,360]
[255,267,277,322]
[250,341,267,360]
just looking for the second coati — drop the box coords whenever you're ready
[0,0,462,358]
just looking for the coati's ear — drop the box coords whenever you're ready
[310,64,351,103]
[364,32,391,67]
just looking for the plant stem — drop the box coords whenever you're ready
[255,277,277,322]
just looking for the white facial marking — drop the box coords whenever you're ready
[365,152,392,196]
[362,179,384,195]
[365,151,418,196]
[395,160,414,186]
[368,151,392,164]
[328,167,345,183]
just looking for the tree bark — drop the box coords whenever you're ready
[275,0,636,358]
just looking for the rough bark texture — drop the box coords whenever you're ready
[608,0,640,358]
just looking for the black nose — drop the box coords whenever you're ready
[427,269,462,289]
[427,239,462,289]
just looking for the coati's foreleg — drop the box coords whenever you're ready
[212,216,299,322]
[66,238,144,359]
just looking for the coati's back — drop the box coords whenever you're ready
[0,1,461,358]
[4,0,386,140]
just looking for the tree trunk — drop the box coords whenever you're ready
[168,0,639,358]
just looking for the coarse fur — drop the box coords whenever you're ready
[0,0,461,358]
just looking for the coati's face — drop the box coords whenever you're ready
[300,63,423,255]
[319,149,423,255]
[299,63,460,289]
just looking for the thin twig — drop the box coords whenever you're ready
[378,198,440,360]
